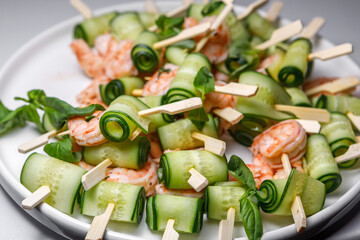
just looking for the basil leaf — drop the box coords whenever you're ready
[240,194,263,240]
[187,107,209,131]
[44,136,81,163]
[156,15,184,40]
[228,155,257,190]
[193,66,215,100]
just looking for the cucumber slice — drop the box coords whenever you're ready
[146,194,203,233]
[187,3,205,21]
[245,12,275,40]
[265,48,286,81]
[110,12,145,41]
[20,153,86,214]
[138,12,159,28]
[285,87,312,107]
[81,181,145,223]
[315,95,360,115]
[132,31,160,73]
[165,46,188,66]
[83,136,150,169]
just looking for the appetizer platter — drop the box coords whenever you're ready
[0,0,360,239]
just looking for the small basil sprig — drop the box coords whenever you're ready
[240,191,263,240]
[188,66,215,130]
[44,136,81,163]
[155,15,184,40]
[228,155,257,190]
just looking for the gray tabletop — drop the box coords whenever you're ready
[0,0,359,239]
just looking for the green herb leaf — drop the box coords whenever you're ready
[187,107,209,131]
[157,66,171,78]
[156,15,184,40]
[44,136,81,163]
[193,66,215,100]
[228,155,257,190]
[240,193,263,240]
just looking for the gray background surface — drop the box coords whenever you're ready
[0,0,359,239]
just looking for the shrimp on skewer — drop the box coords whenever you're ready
[155,183,204,198]
[203,80,236,112]
[76,77,109,107]
[67,111,107,146]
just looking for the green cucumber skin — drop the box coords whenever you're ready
[165,47,188,66]
[146,194,203,233]
[186,3,205,21]
[245,12,275,40]
[132,31,160,73]
[83,136,150,169]
[316,95,360,115]
[139,95,170,132]
[138,12,159,28]
[159,150,228,189]
[110,12,145,41]
[81,181,145,223]
[305,134,341,193]
[20,153,86,214]
[285,87,312,107]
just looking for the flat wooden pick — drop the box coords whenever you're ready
[274,104,330,122]
[188,168,208,192]
[22,186,51,210]
[70,0,92,19]
[214,82,258,97]
[218,207,235,240]
[18,130,58,154]
[347,112,360,132]
[295,119,321,134]
[85,202,115,240]
[162,219,179,240]
[256,20,303,50]
[132,89,144,97]
[335,142,360,164]
[129,128,142,141]
[281,154,307,233]
[237,0,268,20]
[145,0,159,14]
[308,43,353,61]
[265,1,283,23]
[153,22,211,49]
[300,17,325,39]
[138,97,202,117]
[213,107,243,125]
[305,76,360,96]
[211,3,234,31]
[82,159,112,191]
[192,132,226,156]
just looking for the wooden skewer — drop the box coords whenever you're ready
[188,168,208,192]
[213,107,244,125]
[85,202,115,240]
[347,112,360,132]
[192,132,226,156]
[281,154,306,232]
[22,186,51,210]
[295,119,321,134]
[305,76,360,96]
[162,219,179,240]
[145,0,159,14]
[356,136,360,143]
[214,82,258,97]
[18,130,58,154]
[70,0,92,19]
[274,104,330,122]
[265,1,283,22]
[132,89,144,97]
[237,0,268,20]
[82,159,112,191]
[335,142,360,164]
[183,0,194,5]
[129,128,143,141]
[203,0,210,4]
[255,20,303,51]
[153,22,211,49]
[299,17,325,39]
[138,97,202,117]
[218,207,235,240]
[308,43,353,61]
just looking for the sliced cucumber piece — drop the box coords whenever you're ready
[110,12,145,41]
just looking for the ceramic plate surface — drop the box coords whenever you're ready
[0,1,360,239]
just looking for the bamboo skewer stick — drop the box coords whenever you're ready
[129,128,143,141]
[281,154,307,232]
[138,97,202,117]
[214,82,258,97]
[305,76,360,96]
[18,130,58,153]
[213,107,244,125]
[335,142,360,164]
[237,0,268,20]
[274,104,330,122]
[188,168,209,192]
[265,1,283,22]
[308,43,353,61]
[299,17,325,39]
[70,0,92,19]
[356,136,360,143]
[255,20,303,50]
[85,202,115,240]
[183,0,194,5]
[22,186,51,210]
[218,207,236,240]
[162,219,179,240]
[295,119,321,134]
[145,0,159,14]
[347,112,360,132]
[192,132,226,156]
[82,159,112,191]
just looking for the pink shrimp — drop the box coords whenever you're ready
[183,17,198,29]
[147,133,163,161]
[106,159,158,196]
[303,77,355,97]
[256,54,278,75]
[250,120,307,167]
[142,63,179,96]
[246,154,275,189]
[203,81,236,112]
[76,77,109,107]
[273,157,305,179]
[67,111,107,146]
[155,183,204,198]
[94,33,118,57]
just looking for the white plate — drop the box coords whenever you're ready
[0,1,360,240]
